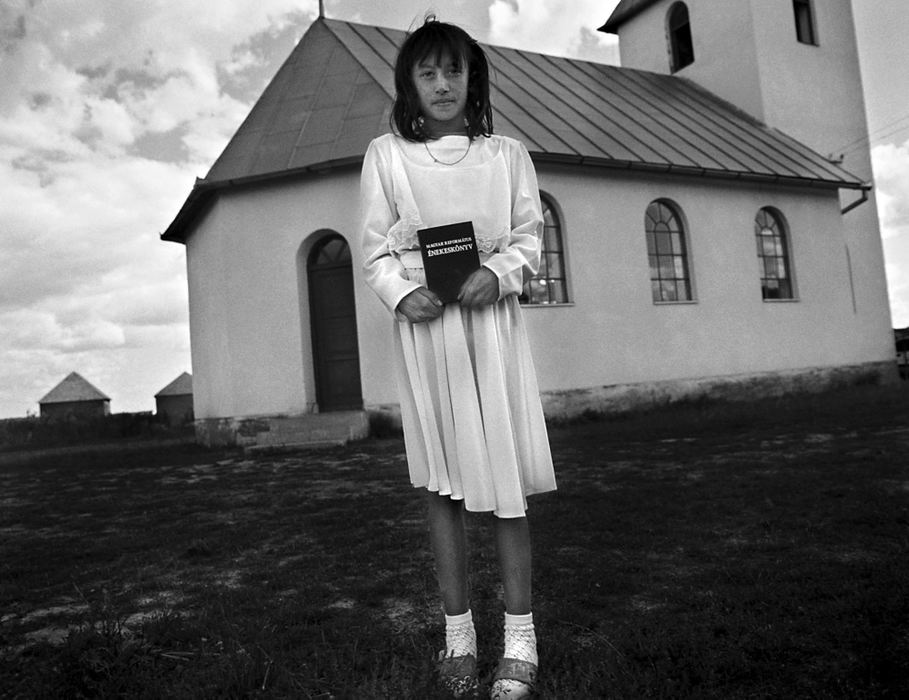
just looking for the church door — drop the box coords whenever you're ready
[307,235,363,411]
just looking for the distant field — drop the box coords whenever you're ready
[2,383,908,698]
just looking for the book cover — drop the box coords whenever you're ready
[417,221,481,304]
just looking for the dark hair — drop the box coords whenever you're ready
[390,18,494,142]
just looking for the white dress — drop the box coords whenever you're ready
[359,132,556,518]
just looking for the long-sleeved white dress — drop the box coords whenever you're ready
[359,132,556,518]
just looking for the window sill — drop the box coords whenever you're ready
[762,298,800,303]
[520,302,575,309]
[653,300,698,306]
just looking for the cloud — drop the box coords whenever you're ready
[3,1,314,160]
[2,309,126,354]
[0,154,193,305]
[885,252,909,327]
[869,137,909,326]
[871,138,909,240]
[487,0,619,63]
[0,0,317,416]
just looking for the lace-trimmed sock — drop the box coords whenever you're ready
[490,612,537,699]
[440,611,479,698]
[444,610,477,659]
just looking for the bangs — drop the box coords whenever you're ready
[408,24,470,70]
[390,19,494,142]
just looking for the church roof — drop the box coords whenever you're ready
[154,372,193,398]
[39,372,111,405]
[599,0,662,34]
[162,17,867,243]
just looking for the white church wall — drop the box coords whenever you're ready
[610,0,894,369]
[523,165,890,400]
[186,172,369,421]
[184,161,895,432]
[185,203,233,420]
[748,0,894,367]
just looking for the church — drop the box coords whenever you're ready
[163,0,896,447]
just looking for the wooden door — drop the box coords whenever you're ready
[308,235,363,411]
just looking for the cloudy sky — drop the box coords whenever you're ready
[1,1,907,418]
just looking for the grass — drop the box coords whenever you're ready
[1,382,908,698]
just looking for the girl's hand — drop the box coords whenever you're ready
[397,287,444,323]
[458,267,499,307]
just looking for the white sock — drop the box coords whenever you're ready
[444,610,477,658]
[503,612,537,664]
[491,612,538,699]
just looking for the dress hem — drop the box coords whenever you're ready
[414,483,557,519]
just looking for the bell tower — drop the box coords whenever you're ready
[600,0,872,184]
[601,0,894,356]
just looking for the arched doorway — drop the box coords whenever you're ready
[307,235,363,411]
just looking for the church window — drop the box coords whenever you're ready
[521,193,569,305]
[755,208,796,300]
[645,200,693,302]
[668,2,695,72]
[793,0,817,45]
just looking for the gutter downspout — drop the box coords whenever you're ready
[841,185,870,215]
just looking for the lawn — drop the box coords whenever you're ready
[2,383,908,698]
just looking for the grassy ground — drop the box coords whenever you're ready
[1,383,908,698]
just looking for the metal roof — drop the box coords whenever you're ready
[155,372,193,398]
[39,372,111,405]
[162,17,866,243]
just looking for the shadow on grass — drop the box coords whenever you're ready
[2,383,908,698]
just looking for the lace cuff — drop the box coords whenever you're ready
[386,212,423,253]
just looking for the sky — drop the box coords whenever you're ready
[0,0,907,419]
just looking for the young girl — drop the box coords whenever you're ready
[359,17,556,699]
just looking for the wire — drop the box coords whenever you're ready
[833,112,909,157]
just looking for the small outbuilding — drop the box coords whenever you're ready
[154,372,194,426]
[896,328,909,380]
[39,372,111,420]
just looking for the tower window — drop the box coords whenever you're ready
[668,2,694,72]
[793,0,817,45]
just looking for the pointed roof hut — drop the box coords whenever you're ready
[154,372,193,398]
[154,372,194,426]
[38,372,111,418]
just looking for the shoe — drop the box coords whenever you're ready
[437,650,479,698]
[489,657,537,699]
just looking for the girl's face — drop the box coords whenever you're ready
[411,50,468,137]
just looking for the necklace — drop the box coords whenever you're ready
[423,137,471,166]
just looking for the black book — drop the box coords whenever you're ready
[417,221,481,304]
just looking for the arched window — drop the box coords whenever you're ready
[755,208,795,300]
[645,200,693,302]
[521,193,569,305]
[306,234,362,410]
[668,2,695,72]
[310,235,351,266]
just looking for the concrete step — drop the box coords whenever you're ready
[246,410,369,453]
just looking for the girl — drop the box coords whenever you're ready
[359,17,556,699]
